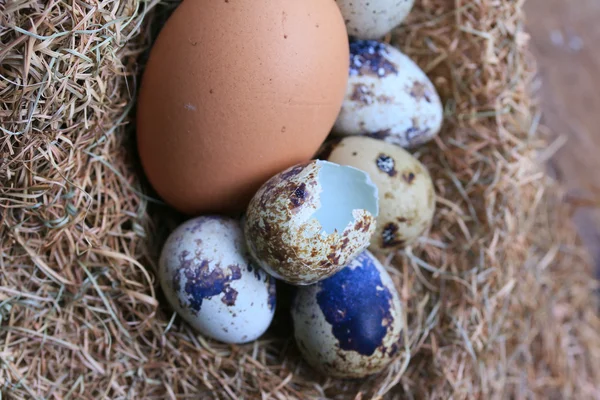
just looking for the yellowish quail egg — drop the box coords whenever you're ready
[324,136,435,253]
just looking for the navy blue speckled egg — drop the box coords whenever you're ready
[291,250,404,378]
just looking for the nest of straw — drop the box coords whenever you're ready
[1,0,599,398]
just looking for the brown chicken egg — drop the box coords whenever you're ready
[137,0,349,215]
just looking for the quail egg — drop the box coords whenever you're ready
[292,250,404,378]
[244,160,379,285]
[335,0,415,40]
[159,216,276,344]
[324,136,436,253]
[334,40,443,148]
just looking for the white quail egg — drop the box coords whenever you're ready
[334,40,443,148]
[159,216,276,344]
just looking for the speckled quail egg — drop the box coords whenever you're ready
[324,136,436,253]
[292,250,404,378]
[244,160,379,286]
[333,40,443,148]
[159,216,276,344]
[335,0,415,40]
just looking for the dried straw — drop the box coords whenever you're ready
[1,0,599,398]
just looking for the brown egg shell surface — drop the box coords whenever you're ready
[137,0,350,215]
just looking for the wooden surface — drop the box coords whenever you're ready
[526,0,600,273]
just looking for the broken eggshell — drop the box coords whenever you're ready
[292,250,404,378]
[333,40,443,148]
[335,0,415,40]
[325,136,436,253]
[158,216,276,344]
[244,160,379,286]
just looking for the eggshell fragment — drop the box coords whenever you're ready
[333,40,443,148]
[335,0,415,39]
[325,136,436,253]
[244,160,379,285]
[159,216,276,344]
[292,250,404,378]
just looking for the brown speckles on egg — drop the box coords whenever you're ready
[376,154,397,177]
[376,94,394,104]
[327,252,341,266]
[349,40,398,78]
[409,81,433,103]
[402,171,416,184]
[358,216,372,233]
[221,286,238,306]
[367,129,392,140]
[355,220,364,231]
[289,183,308,209]
[336,0,414,38]
[381,222,405,249]
[279,163,308,181]
[350,83,374,106]
[340,237,350,250]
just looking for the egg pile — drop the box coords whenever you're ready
[140,0,440,379]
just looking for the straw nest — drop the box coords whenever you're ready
[1,0,599,398]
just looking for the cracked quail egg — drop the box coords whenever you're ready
[159,216,276,344]
[335,0,415,40]
[324,136,436,253]
[244,160,379,286]
[333,40,443,148]
[292,250,404,378]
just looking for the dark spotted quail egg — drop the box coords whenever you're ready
[159,216,276,344]
[335,0,415,40]
[325,136,436,253]
[244,160,379,286]
[292,250,404,378]
[333,40,443,148]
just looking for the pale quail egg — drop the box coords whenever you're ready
[335,0,415,40]
[334,40,443,148]
[159,216,276,344]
